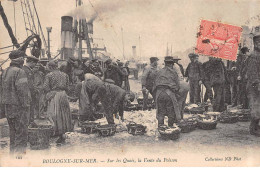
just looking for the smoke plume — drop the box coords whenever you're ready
[67,0,151,22]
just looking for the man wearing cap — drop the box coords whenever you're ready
[104,58,127,87]
[244,34,260,136]
[141,57,159,110]
[153,56,181,127]
[1,50,31,155]
[22,56,39,124]
[185,53,204,104]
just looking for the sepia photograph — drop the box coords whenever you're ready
[0,0,260,167]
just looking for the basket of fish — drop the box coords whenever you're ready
[158,125,181,140]
[81,121,100,134]
[197,115,217,130]
[126,122,147,135]
[184,104,205,114]
[219,111,239,124]
[28,124,53,150]
[177,117,197,133]
[96,124,117,137]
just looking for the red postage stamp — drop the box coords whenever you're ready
[195,20,243,61]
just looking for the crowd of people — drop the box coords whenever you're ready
[0,34,260,157]
[141,35,260,137]
[0,53,134,156]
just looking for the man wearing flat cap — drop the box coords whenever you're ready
[22,55,39,124]
[153,56,181,127]
[185,53,204,104]
[244,34,260,136]
[1,50,31,155]
[141,57,159,110]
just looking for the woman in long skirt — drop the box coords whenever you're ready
[43,60,72,144]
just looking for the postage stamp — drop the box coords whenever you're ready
[195,20,243,61]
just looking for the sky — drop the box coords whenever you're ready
[1,0,260,63]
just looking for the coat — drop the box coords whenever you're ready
[185,61,204,81]
[102,83,126,114]
[141,65,158,92]
[104,65,126,87]
[207,60,227,86]
[1,64,31,116]
[153,66,181,121]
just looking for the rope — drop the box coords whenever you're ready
[20,0,29,37]
[0,42,24,50]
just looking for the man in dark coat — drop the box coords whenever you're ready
[22,56,39,124]
[141,57,159,110]
[104,59,126,87]
[153,56,181,127]
[185,53,204,104]
[1,50,31,155]
[244,35,260,136]
[208,57,227,112]
[101,80,135,124]
[202,60,213,102]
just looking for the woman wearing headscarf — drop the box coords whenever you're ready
[44,60,72,144]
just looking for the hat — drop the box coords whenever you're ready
[150,57,159,63]
[9,50,26,60]
[26,56,39,62]
[117,61,124,67]
[164,56,175,62]
[172,56,181,60]
[104,79,115,84]
[188,53,199,58]
[67,56,77,64]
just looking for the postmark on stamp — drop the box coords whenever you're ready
[195,20,243,61]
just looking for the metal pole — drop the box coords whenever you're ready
[47,31,50,59]
[78,0,82,61]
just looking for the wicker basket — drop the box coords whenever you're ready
[81,122,100,134]
[158,125,181,140]
[126,122,146,135]
[28,125,52,150]
[178,118,197,133]
[197,116,217,130]
[219,114,238,123]
[96,124,117,137]
[137,98,153,105]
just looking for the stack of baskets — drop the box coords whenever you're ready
[137,97,155,110]
[96,124,117,137]
[197,115,217,130]
[158,125,181,140]
[126,122,146,135]
[219,111,239,123]
[177,117,197,133]
[28,124,53,150]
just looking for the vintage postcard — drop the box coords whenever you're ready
[0,0,260,167]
